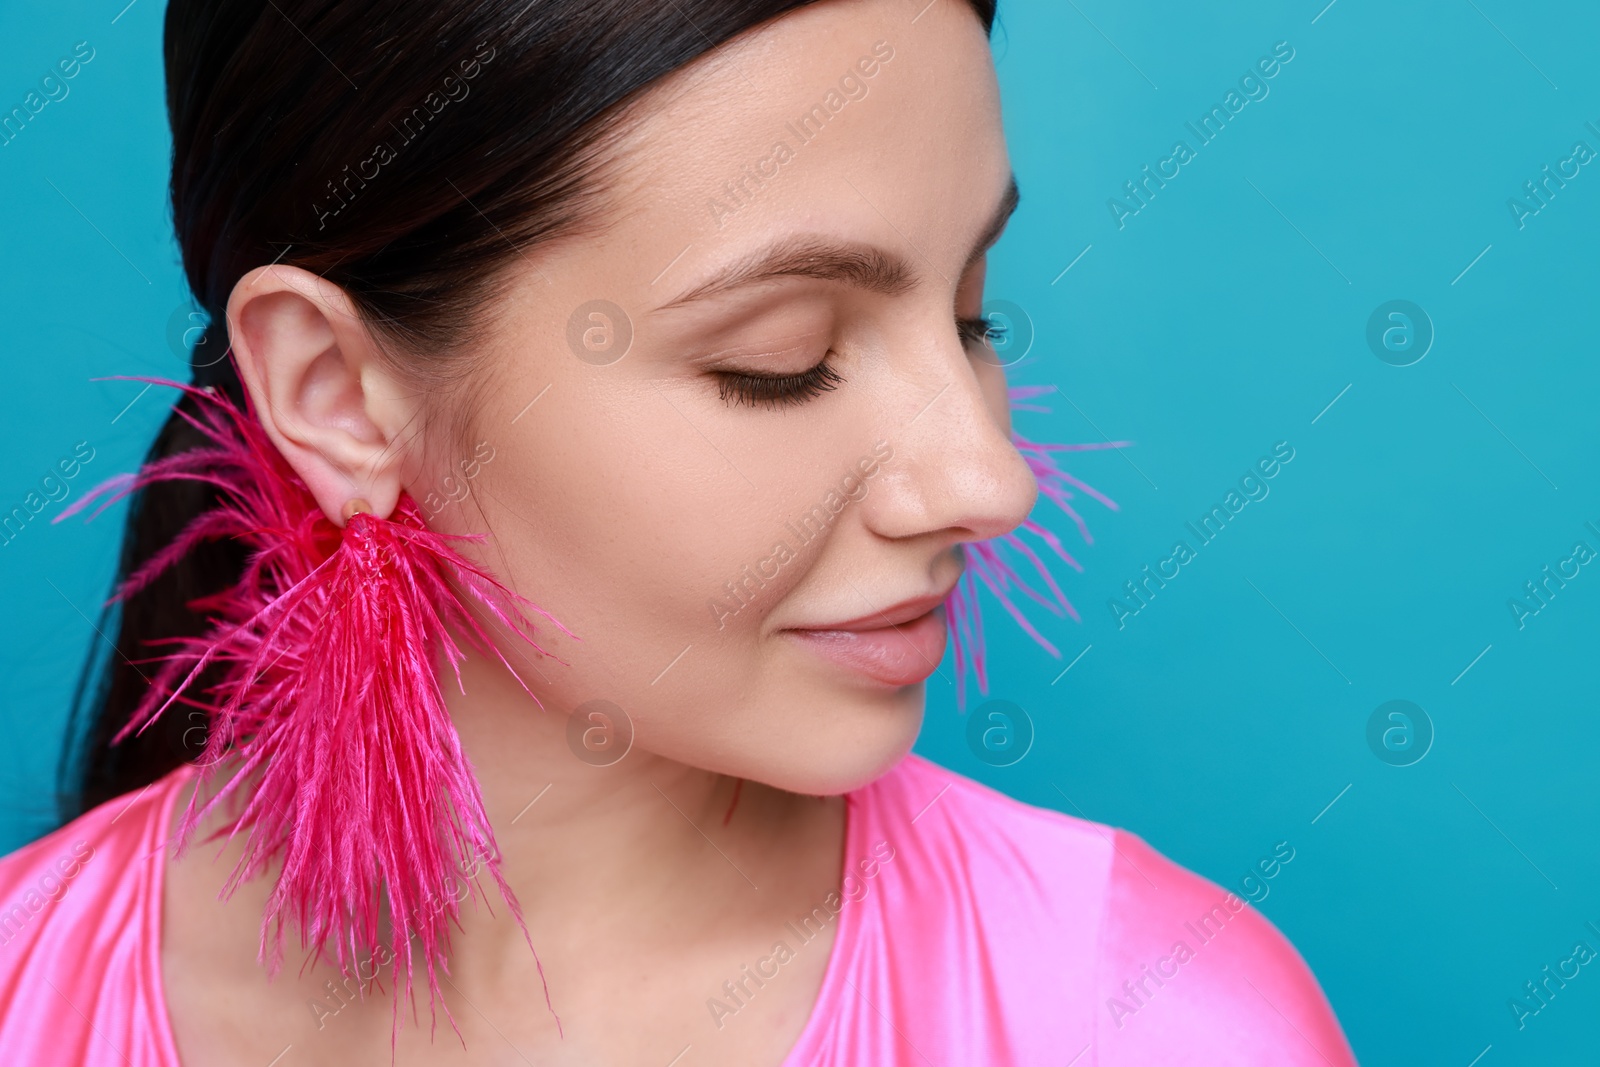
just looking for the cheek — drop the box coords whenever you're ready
[473,387,811,681]
[458,287,921,791]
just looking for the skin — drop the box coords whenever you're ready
[161,0,1036,1063]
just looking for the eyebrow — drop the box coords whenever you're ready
[654,173,1021,312]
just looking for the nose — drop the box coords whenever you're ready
[863,330,1039,549]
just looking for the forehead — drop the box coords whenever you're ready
[591,0,1009,286]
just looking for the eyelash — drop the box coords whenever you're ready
[714,313,1005,409]
[958,313,1006,349]
[715,359,845,409]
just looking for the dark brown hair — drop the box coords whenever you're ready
[58,0,998,822]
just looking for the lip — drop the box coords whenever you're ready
[784,590,954,687]
[801,590,955,632]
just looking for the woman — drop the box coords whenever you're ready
[0,0,1359,1063]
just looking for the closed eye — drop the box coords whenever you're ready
[714,357,844,408]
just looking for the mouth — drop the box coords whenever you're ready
[783,591,952,687]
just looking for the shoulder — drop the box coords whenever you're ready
[0,769,190,884]
[1093,830,1357,1065]
[855,757,1356,1063]
[0,784,158,940]
[850,754,1118,989]
[863,751,1108,847]
[858,753,1118,890]
[0,766,194,1065]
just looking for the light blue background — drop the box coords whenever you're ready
[3,1,1597,1063]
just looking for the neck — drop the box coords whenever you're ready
[179,640,848,1007]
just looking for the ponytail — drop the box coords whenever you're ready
[57,323,248,819]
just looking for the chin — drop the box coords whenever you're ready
[744,681,928,796]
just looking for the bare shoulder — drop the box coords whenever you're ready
[1093,830,1359,1066]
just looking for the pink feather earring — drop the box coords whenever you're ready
[943,384,1127,708]
[55,358,574,1046]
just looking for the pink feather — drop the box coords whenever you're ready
[943,385,1127,709]
[59,368,574,1048]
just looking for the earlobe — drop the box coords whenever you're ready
[226,264,415,525]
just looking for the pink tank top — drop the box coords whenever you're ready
[0,755,1357,1064]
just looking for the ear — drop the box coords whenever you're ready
[225,265,420,525]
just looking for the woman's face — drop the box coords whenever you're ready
[441,0,1036,794]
